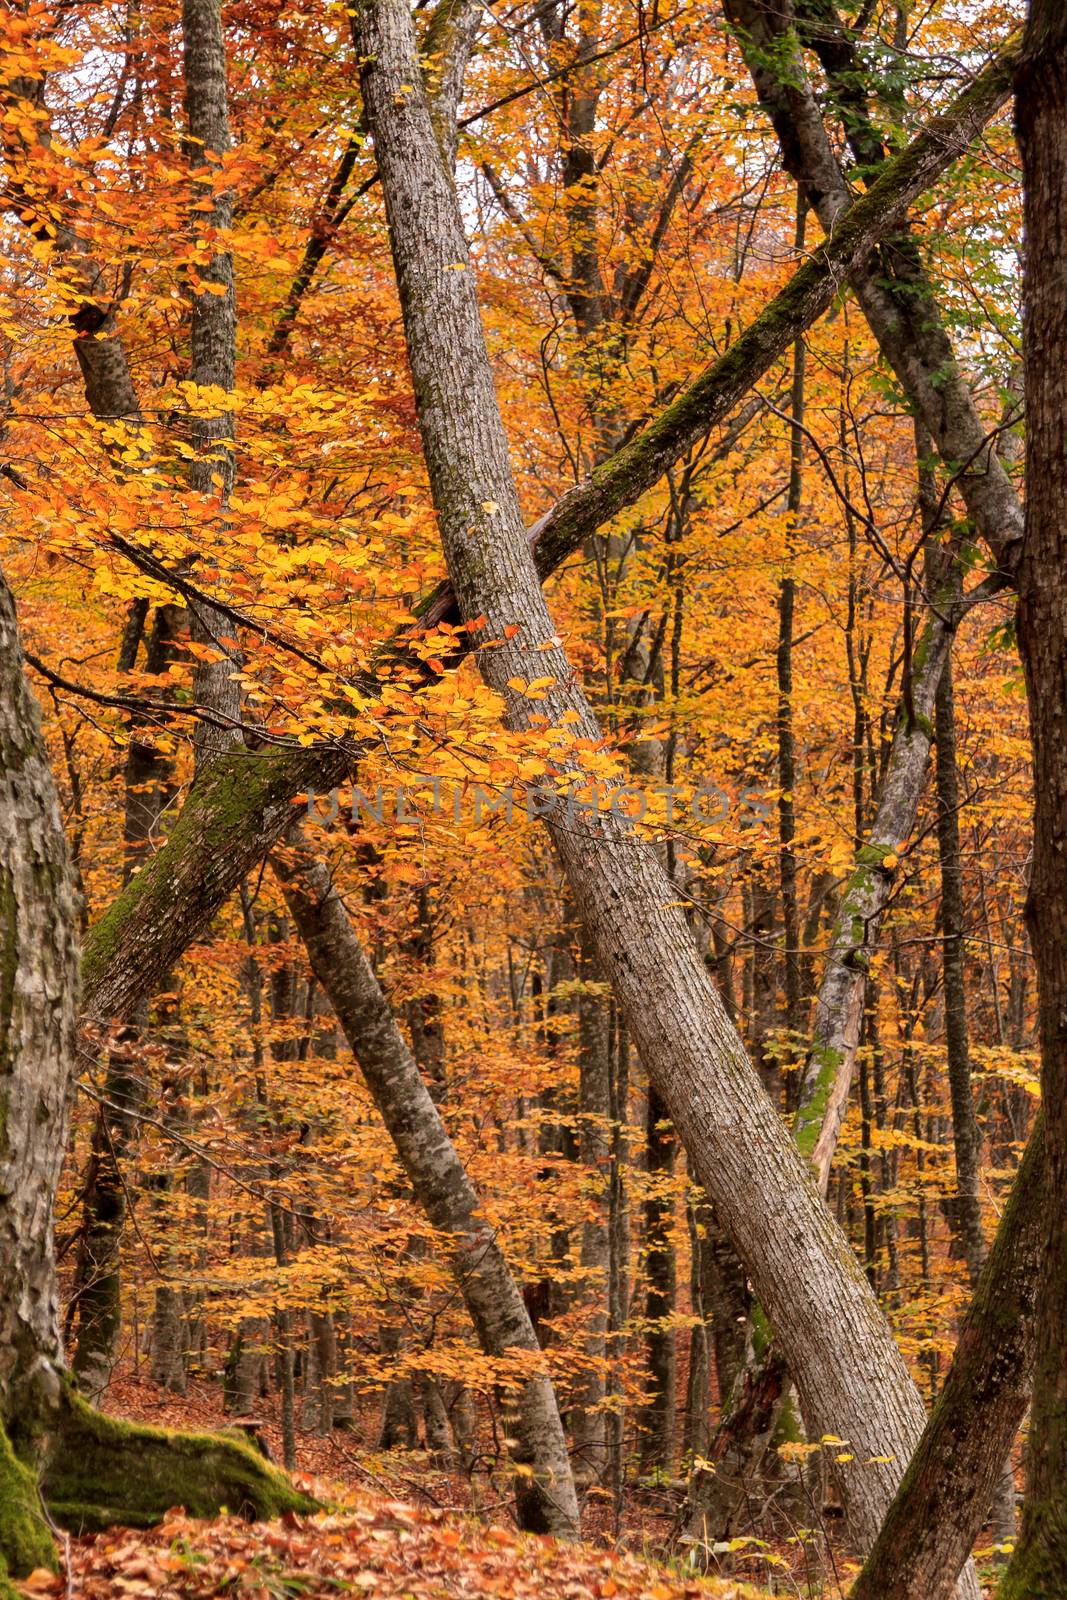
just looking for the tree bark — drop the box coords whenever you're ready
[182,0,243,757]
[999,11,1067,1592]
[849,1119,1044,1600]
[0,566,80,1433]
[0,566,310,1583]
[638,1086,677,1472]
[71,608,181,1399]
[571,928,611,1485]
[934,640,987,1282]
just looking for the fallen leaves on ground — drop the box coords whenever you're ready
[16,1493,766,1600]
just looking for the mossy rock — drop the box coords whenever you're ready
[41,1386,317,1534]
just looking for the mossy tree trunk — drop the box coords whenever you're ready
[0,563,313,1585]
[0,557,80,1581]
[1000,11,1067,1593]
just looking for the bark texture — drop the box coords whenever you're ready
[1000,11,1067,1593]
[848,1119,1043,1600]
[0,563,79,1585]
[348,0,982,1573]
[0,565,79,1427]
[0,568,312,1583]
[182,0,243,757]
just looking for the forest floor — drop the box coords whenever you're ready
[15,1495,767,1600]
[16,1365,1018,1597]
[13,1369,784,1600]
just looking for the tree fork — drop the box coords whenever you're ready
[78,33,1018,1032]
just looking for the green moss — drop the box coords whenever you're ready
[997,1510,1067,1600]
[80,742,338,1011]
[794,1044,841,1157]
[0,1421,57,1583]
[41,1385,317,1534]
[750,1304,772,1361]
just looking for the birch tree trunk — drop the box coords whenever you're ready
[348,0,982,1576]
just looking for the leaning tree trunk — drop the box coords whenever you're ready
[1000,11,1067,1594]
[724,0,1024,574]
[271,830,580,1538]
[348,1,985,1579]
[848,1117,1044,1600]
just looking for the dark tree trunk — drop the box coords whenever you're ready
[572,928,611,1484]
[638,1086,677,1472]
[71,608,181,1399]
[849,1120,1044,1600]
[1000,12,1067,1593]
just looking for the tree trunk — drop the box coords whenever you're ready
[271,831,580,1537]
[571,929,611,1485]
[182,0,243,758]
[0,562,81,1576]
[0,566,309,1583]
[71,609,181,1399]
[347,0,982,1573]
[638,1086,677,1473]
[849,1119,1044,1600]
[999,13,1067,1592]
[725,0,1024,572]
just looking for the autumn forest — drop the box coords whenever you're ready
[0,0,1065,1596]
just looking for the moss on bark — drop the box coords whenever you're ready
[0,1422,57,1585]
[40,1386,317,1533]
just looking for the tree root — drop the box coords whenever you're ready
[0,1381,317,1582]
[42,1384,317,1532]
[0,1423,57,1592]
